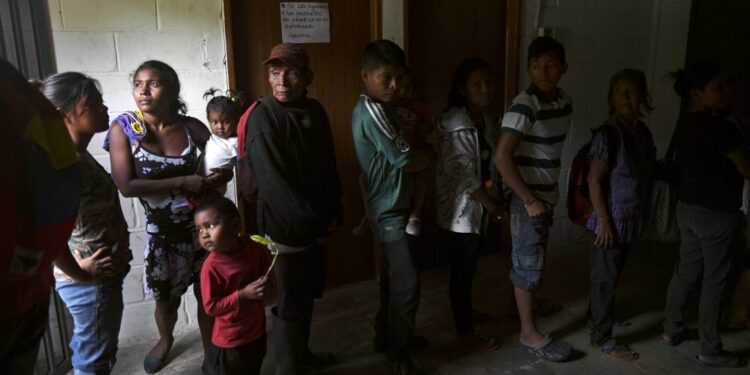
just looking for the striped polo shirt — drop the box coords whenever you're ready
[500,84,572,205]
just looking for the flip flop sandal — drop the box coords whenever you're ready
[693,351,748,368]
[593,339,639,361]
[520,335,572,362]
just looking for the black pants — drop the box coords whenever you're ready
[664,202,743,355]
[588,242,630,345]
[375,237,420,361]
[273,243,327,374]
[213,335,267,375]
[438,228,480,336]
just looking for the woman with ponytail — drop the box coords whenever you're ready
[662,59,749,368]
[45,71,132,375]
[105,60,230,373]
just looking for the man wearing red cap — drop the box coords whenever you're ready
[240,43,342,374]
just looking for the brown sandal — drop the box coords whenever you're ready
[593,339,639,361]
[458,333,501,352]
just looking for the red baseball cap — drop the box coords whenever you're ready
[263,43,309,71]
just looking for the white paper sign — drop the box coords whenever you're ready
[280,2,330,43]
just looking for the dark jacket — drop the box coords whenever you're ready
[244,94,343,246]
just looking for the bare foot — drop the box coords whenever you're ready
[519,331,545,346]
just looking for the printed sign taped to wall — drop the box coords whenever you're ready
[280,2,330,43]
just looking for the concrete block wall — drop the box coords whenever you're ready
[48,0,230,343]
[520,0,691,245]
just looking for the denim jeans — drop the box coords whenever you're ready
[663,202,743,355]
[375,237,420,361]
[56,275,126,375]
[589,243,630,345]
[508,194,553,291]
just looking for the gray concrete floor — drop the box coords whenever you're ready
[114,241,750,374]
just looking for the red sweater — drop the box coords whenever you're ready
[200,238,270,348]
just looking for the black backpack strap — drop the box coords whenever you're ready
[595,123,620,171]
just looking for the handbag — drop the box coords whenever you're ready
[642,122,681,243]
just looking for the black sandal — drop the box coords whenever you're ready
[694,351,748,368]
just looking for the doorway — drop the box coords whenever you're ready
[226,0,380,287]
[406,0,511,269]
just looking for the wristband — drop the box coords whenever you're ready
[523,196,539,207]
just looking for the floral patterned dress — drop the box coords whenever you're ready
[105,111,206,301]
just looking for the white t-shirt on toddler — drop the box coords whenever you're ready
[202,134,238,194]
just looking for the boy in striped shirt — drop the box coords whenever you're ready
[494,36,574,362]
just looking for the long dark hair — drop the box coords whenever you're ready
[133,60,187,115]
[670,59,724,100]
[43,72,102,113]
[447,58,492,110]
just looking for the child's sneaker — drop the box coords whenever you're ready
[405,217,421,236]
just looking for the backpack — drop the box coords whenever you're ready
[567,125,618,226]
[235,96,284,203]
[236,100,259,203]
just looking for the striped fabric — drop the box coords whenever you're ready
[501,85,572,204]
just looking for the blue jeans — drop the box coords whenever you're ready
[56,275,126,375]
[509,194,552,291]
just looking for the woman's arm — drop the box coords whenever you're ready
[186,117,210,151]
[587,158,614,248]
[108,123,204,197]
[471,186,501,218]
[443,129,501,218]
[726,148,750,178]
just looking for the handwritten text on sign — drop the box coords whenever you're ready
[280,2,330,43]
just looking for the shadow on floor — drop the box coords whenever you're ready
[114,240,749,375]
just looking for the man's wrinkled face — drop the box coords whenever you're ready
[268,62,310,103]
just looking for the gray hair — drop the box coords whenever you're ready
[43,72,102,112]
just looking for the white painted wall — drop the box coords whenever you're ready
[382,0,404,47]
[48,0,230,343]
[646,0,693,158]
